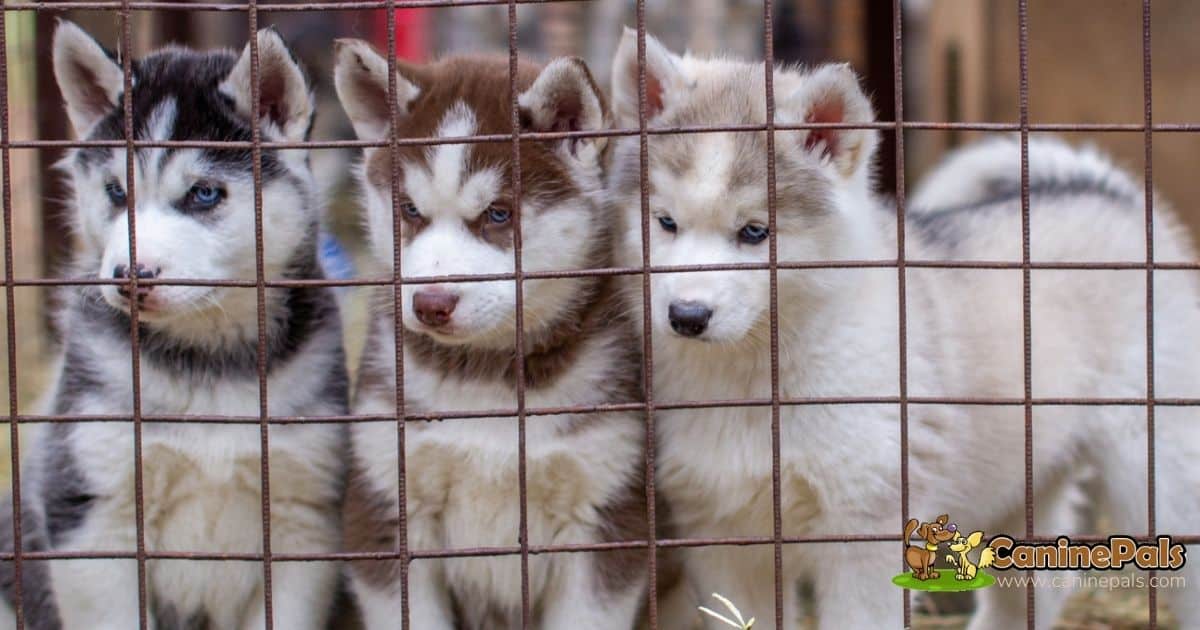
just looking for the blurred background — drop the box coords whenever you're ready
[1,1,1197,627]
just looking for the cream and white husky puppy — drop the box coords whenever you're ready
[609,29,1200,630]
[0,23,348,630]
[333,41,647,629]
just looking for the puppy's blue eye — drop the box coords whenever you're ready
[105,182,127,206]
[738,223,769,245]
[186,184,224,210]
[485,205,511,225]
[401,202,422,220]
[657,216,677,233]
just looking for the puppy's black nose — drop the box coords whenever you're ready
[114,263,159,298]
[668,301,713,337]
[112,263,158,280]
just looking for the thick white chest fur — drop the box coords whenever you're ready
[351,325,644,626]
[43,337,343,630]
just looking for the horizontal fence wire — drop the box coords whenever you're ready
[3,121,1199,150]
[4,531,1198,563]
[0,0,588,11]
[12,258,1200,289]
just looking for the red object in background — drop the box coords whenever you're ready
[370,8,429,62]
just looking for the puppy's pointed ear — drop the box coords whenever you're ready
[333,39,421,141]
[53,20,123,138]
[610,27,687,127]
[220,29,314,142]
[782,63,878,179]
[518,57,608,159]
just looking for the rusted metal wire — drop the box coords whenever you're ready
[891,0,911,625]
[246,2,278,626]
[0,1,25,627]
[760,0,785,626]
[1017,0,1036,625]
[1141,0,1158,626]
[4,120,1200,153]
[505,0,533,626]
[634,0,660,625]
[0,0,584,11]
[116,0,152,625]
[383,0,413,624]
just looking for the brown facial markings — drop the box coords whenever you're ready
[463,198,515,250]
[342,458,401,588]
[364,56,582,233]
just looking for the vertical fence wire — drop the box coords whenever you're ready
[0,3,23,628]
[384,0,413,625]
[1017,0,1036,626]
[1141,0,1157,626]
[246,3,277,627]
[634,0,660,625]
[891,0,911,624]
[505,1,532,626]
[118,2,151,627]
[759,0,785,627]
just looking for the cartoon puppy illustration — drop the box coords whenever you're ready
[903,515,957,580]
[946,530,997,581]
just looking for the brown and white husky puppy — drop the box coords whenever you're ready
[333,41,648,629]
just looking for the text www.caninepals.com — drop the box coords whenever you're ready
[994,573,1187,590]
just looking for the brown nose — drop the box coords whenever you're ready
[412,289,460,328]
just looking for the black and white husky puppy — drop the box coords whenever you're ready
[333,41,647,628]
[0,22,348,629]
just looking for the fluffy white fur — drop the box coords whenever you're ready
[609,29,1200,630]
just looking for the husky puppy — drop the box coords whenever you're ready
[0,23,348,629]
[608,29,1200,630]
[333,41,647,629]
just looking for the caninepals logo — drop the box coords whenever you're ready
[891,514,1187,593]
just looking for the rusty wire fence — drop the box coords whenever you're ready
[0,0,1195,628]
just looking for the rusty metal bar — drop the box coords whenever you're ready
[4,393,1199,428]
[0,1,25,626]
[18,257,1200,292]
[634,0,660,626]
[116,0,152,625]
[1,0,584,11]
[246,2,277,626]
[505,0,532,626]
[1017,0,1036,626]
[891,0,912,624]
[760,0,786,625]
[1141,0,1158,626]
[383,0,413,624]
[6,120,1200,152]
[3,531,1197,564]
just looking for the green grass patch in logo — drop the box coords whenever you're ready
[892,570,995,592]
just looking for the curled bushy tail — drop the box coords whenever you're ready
[910,135,1141,212]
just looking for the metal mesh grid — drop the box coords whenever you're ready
[0,0,1189,628]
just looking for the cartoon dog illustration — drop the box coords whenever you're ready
[903,515,957,580]
[946,530,997,581]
